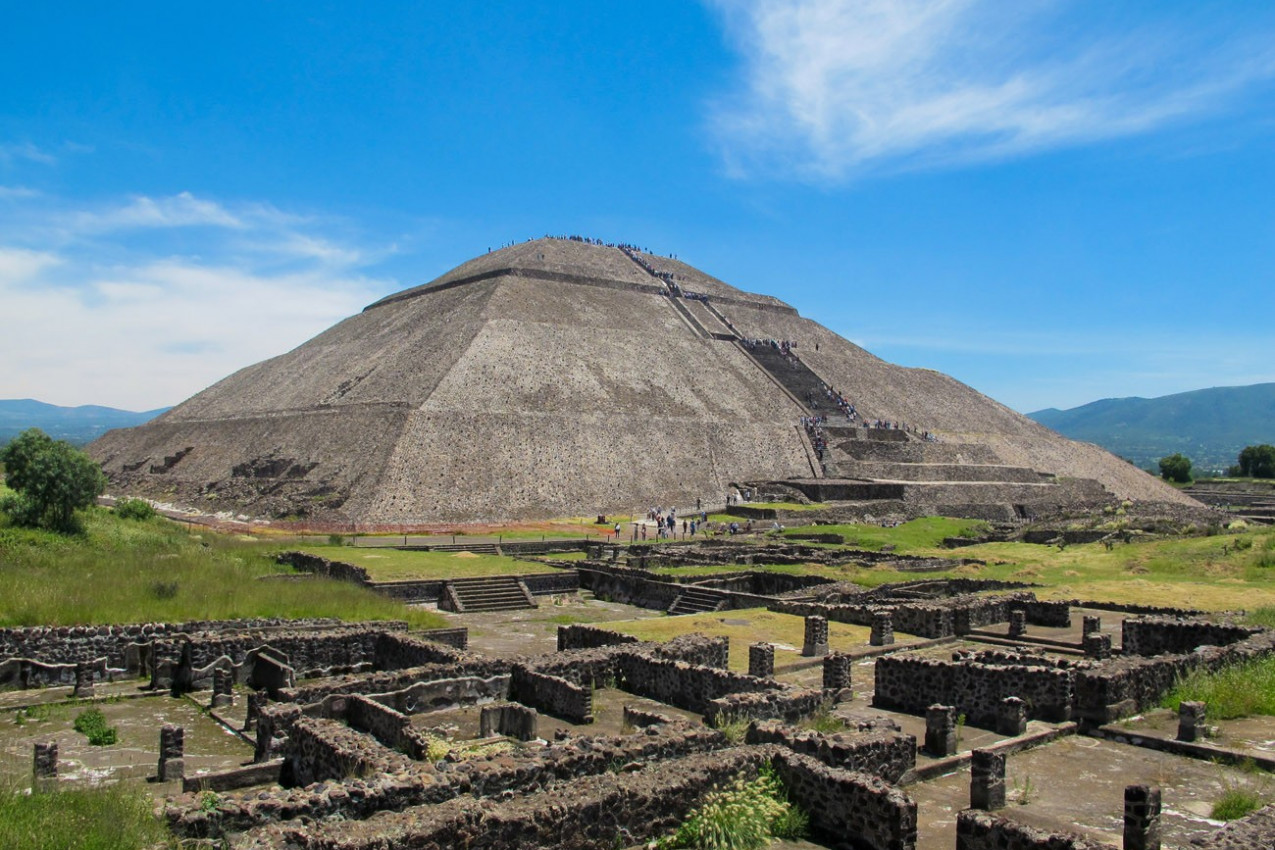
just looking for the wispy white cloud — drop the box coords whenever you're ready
[707,0,1275,179]
[66,191,245,232]
[0,142,56,166]
[0,190,399,409]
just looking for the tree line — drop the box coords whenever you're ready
[1159,444,1275,484]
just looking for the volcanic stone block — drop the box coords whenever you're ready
[1177,701,1206,743]
[158,724,185,782]
[871,611,895,646]
[1084,632,1112,660]
[1124,785,1161,850]
[1082,615,1102,636]
[244,689,266,732]
[822,652,852,696]
[970,749,1006,810]
[748,642,775,679]
[73,661,95,698]
[1007,609,1027,638]
[33,742,57,792]
[212,666,234,709]
[480,703,538,741]
[802,615,828,657]
[997,696,1027,737]
[925,704,957,757]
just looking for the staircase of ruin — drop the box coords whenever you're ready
[442,576,537,613]
[667,585,727,616]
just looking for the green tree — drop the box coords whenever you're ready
[1158,452,1193,483]
[1237,445,1275,479]
[0,428,106,533]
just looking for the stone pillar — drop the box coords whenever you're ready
[748,642,775,679]
[924,704,957,757]
[244,690,266,732]
[997,696,1027,737]
[32,742,57,792]
[73,662,95,698]
[480,704,502,739]
[1124,785,1162,850]
[970,749,1006,810]
[1008,609,1027,638]
[870,611,895,647]
[158,724,185,782]
[1177,701,1206,742]
[822,652,852,696]
[1082,615,1102,636]
[802,615,828,657]
[212,666,233,709]
[1084,632,1113,660]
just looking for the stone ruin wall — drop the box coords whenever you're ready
[1120,616,1260,657]
[873,655,1075,727]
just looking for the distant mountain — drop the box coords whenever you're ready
[1029,383,1275,473]
[0,399,168,446]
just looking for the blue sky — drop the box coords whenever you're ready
[2,1,1273,413]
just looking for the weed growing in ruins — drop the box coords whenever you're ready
[800,706,845,734]
[1211,788,1263,821]
[955,712,967,748]
[655,764,807,850]
[708,713,749,745]
[0,779,169,850]
[1012,775,1036,805]
[1163,657,1275,719]
[198,790,221,813]
[73,707,118,746]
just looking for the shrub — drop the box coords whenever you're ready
[1212,788,1263,821]
[113,498,155,521]
[656,764,807,850]
[0,429,106,533]
[73,707,118,746]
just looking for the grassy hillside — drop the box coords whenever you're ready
[1029,382,1275,472]
[0,502,443,628]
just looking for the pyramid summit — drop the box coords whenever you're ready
[90,237,1195,524]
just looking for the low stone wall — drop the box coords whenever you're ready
[772,749,918,850]
[1121,617,1259,657]
[171,626,394,692]
[1075,630,1275,723]
[746,720,916,782]
[373,630,466,669]
[344,694,413,754]
[704,687,826,726]
[771,592,1040,640]
[280,657,514,705]
[616,653,775,713]
[510,665,593,723]
[419,627,468,650]
[174,723,729,839]
[0,617,348,670]
[239,746,775,850]
[655,633,731,669]
[286,715,417,786]
[557,624,642,652]
[370,675,511,716]
[578,565,684,611]
[874,656,1074,726]
[955,810,1116,850]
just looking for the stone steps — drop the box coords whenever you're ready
[668,587,725,616]
[825,460,1046,484]
[444,576,536,612]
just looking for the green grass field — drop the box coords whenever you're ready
[0,507,444,628]
[294,545,562,580]
[602,608,885,670]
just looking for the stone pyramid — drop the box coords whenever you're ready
[90,238,1194,524]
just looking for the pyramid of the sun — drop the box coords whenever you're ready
[90,238,1194,523]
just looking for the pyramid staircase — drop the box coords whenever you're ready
[667,586,727,616]
[440,576,536,613]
